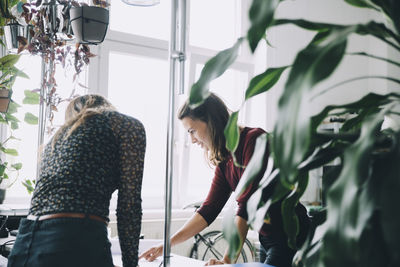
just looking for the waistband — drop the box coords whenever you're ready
[27,213,109,226]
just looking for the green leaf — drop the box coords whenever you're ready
[378,131,400,264]
[11,163,22,170]
[5,113,19,123]
[321,106,390,266]
[23,90,40,105]
[281,172,308,249]
[22,179,36,194]
[273,19,345,32]
[2,148,18,156]
[245,66,289,100]
[0,54,21,68]
[0,164,6,176]
[247,0,280,52]
[273,27,350,184]
[222,204,241,262]
[7,101,20,114]
[344,0,380,10]
[189,38,244,107]
[224,111,240,153]
[370,0,400,34]
[235,134,269,197]
[10,121,18,130]
[24,112,38,125]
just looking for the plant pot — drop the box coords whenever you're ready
[0,89,11,113]
[43,2,74,40]
[69,6,109,44]
[0,188,6,204]
[3,23,34,54]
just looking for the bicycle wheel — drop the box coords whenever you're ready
[191,231,255,263]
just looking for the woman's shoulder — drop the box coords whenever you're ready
[103,110,144,128]
[243,127,267,139]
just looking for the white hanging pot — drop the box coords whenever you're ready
[3,23,33,53]
[69,6,109,44]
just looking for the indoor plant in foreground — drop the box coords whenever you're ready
[188,0,400,266]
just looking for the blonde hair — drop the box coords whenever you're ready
[51,94,115,149]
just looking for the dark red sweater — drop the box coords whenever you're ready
[197,127,309,238]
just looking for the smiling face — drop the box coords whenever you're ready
[181,117,212,151]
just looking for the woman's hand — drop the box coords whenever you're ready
[204,258,225,265]
[139,244,163,262]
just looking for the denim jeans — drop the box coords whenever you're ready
[259,234,296,267]
[7,217,114,267]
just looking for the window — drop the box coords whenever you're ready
[4,54,87,203]
[93,0,266,210]
[2,0,267,209]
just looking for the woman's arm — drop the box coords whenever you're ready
[205,215,249,266]
[139,212,208,261]
[110,113,146,267]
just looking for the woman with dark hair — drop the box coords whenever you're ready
[140,92,309,267]
[7,94,146,267]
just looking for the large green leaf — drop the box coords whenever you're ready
[247,0,280,52]
[273,28,350,184]
[245,66,289,100]
[370,0,400,34]
[355,21,400,52]
[224,111,240,153]
[321,107,390,266]
[222,204,241,261]
[281,172,308,249]
[310,93,400,132]
[378,131,400,265]
[189,38,244,107]
[235,134,269,197]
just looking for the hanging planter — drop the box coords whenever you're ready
[42,1,74,41]
[0,89,11,113]
[69,6,109,44]
[3,23,34,54]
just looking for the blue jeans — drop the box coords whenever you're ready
[259,234,296,267]
[7,217,114,267]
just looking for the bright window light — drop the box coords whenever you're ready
[108,52,169,207]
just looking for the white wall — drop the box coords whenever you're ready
[264,0,388,130]
[261,0,394,204]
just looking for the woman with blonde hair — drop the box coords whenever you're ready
[8,94,146,267]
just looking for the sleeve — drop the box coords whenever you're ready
[110,113,146,267]
[236,130,269,220]
[197,165,232,225]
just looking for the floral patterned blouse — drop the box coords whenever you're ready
[29,110,146,267]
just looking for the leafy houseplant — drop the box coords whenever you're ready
[0,53,39,202]
[188,0,400,266]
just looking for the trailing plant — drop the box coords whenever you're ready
[188,0,400,266]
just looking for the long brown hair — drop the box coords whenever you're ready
[51,94,115,149]
[178,93,230,166]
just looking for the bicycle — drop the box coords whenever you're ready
[184,202,256,263]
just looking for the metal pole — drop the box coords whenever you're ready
[163,0,186,266]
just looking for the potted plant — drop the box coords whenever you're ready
[0,53,36,202]
[0,0,35,53]
[188,0,400,266]
[69,0,110,44]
